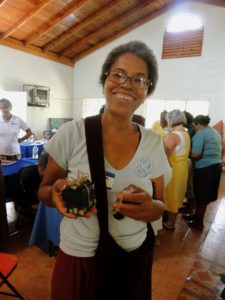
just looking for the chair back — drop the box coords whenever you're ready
[43,130,54,140]
[18,165,41,206]
[0,253,18,284]
[0,253,25,299]
[0,165,9,250]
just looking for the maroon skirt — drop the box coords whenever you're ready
[51,226,154,300]
[51,250,94,300]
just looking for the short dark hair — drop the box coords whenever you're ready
[99,104,105,114]
[193,115,210,126]
[183,111,193,128]
[99,41,158,96]
[160,110,168,128]
[0,98,12,109]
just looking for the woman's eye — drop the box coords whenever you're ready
[113,72,124,79]
[133,77,143,84]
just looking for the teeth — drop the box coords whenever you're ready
[117,94,133,101]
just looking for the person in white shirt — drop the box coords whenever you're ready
[0,98,32,160]
[38,41,171,300]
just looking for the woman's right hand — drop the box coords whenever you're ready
[52,178,97,219]
[52,178,77,218]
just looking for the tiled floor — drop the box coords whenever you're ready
[178,191,225,299]
[1,171,225,300]
[152,171,225,300]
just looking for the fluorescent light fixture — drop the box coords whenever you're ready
[167,14,203,32]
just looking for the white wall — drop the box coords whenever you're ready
[0,46,74,138]
[73,1,225,128]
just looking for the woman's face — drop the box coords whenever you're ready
[193,123,201,132]
[0,103,11,116]
[103,53,148,118]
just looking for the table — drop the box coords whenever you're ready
[2,158,38,177]
[20,141,45,158]
[28,202,63,254]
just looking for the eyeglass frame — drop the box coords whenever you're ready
[105,70,152,90]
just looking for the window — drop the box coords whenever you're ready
[144,99,209,128]
[82,98,209,129]
[162,14,204,59]
[166,14,203,33]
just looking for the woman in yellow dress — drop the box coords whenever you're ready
[163,110,191,230]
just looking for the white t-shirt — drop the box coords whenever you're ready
[45,118,171,257]
[0,115,29,155]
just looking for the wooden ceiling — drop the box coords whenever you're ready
[0,0,224,66]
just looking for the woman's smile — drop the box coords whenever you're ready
[112,92,136,103]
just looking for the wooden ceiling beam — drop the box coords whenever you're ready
[0,0,54,39]
[24,0,89,46]
[73,1,182,62]
[0,0,7,8]
[59,0,156,57]
[0,37,73,66]
[190,0,225,7]
[43,0,122,52]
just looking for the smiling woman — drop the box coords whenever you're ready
[38,41,171,300]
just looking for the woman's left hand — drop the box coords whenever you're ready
[112,184,153,222]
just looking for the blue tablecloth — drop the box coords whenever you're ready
[20,141,45,158]
[28,202,63,254]
[2,158,38,176]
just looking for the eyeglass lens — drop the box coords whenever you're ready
[107,71,149,89]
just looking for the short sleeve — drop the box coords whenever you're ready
[18,116,29,131]
[44,121,76,171]
[192,131,204,154]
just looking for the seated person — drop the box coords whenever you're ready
[16,152,49,208]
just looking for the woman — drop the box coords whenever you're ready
[189,115,222,230]
[38,41,171,300]
[163,110,191,230]
[181,111,196,217]
[152,110,171,140]
[0,98,32,160]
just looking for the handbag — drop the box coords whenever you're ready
[85,115,155,300]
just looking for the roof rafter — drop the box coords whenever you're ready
[59,0,154,57]
[0,36,73,66]
[190,0,225,6]
[43,0,122,52]
[0,0,54,39]
[24,0,89,46]
[73,0,180,62]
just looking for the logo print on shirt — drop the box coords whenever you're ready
[134,158,152,178]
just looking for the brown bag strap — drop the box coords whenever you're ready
[84,115,109,233]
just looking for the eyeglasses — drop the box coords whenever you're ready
[105,70,150,90]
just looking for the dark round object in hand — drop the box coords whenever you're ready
[113,211,124,220]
